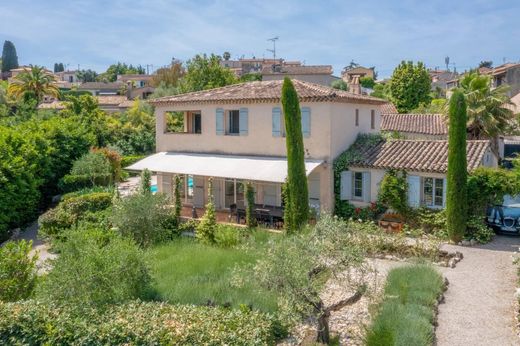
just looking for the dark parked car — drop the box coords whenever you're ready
[486,196,520,235]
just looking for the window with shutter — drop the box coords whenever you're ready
[301,107,311,138]
[340,171,352,200]
[370,110,375,129]
[216,108,224,135]
[272,107,282,137]
[407,175,420,207]
[355,109,359,126]
[362,172,371,203]
[239,108,248,136]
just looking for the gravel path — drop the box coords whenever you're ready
[16,221,56,273]
[436,236,520,346]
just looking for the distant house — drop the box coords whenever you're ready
[221,57,302,77]
[341,66,375,84]
[78,82,123,96]
[117,74,153,88]
[38,95,134,113]
[429,69,459,92]
[261,65,338,86]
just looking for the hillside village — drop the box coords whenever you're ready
[1,22,520,346]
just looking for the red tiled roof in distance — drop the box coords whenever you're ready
[381,113,448,135]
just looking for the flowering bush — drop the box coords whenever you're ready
[0,300,280,345]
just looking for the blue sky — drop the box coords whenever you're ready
[1,0,519,78]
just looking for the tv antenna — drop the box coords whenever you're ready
[267,36,279,61]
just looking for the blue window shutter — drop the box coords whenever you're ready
[407,175,421,208]
[239,108,248,136]
[362,172,371,203]
[216,108,224,135]
[340,171,352,200]
[442,178,447,207]
[272,107,281,137]
[301,107,311,138]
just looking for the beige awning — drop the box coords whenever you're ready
[127,152,323,183]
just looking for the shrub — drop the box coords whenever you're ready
[0,300,280,345]
[197,178,217,244]
[215,224,242,248]
[0,240,38,302]
[139,168,152,195]
[365,264,444,346]
[37,229,152,309]
[67,151,113,187]
[59,173,112,192]
[121,154,145,168]
[378,169,409,215]
[111,192,171,247]
[39,192,113,239]
[465,215,494,244]
[91,147,122,182]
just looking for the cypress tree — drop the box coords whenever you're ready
[245,182,257,228]
[281,77,309,232]
[173,175,182,225]
[1,40,19,72]
[446,90,468,242]
[139,169,152,195]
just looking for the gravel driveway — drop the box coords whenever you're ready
[436,236,520,346]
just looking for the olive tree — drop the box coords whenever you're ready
[249,215,368,344]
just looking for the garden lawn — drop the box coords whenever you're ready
[148,237,279,313]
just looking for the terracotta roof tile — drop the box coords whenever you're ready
[150,80,386,106]
[96,95,128,105]
[381,102,398,114]
[350,139,490,173]
[381,113,448,135]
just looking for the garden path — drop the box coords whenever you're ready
[436,236,520,346]
[16,221,56,273]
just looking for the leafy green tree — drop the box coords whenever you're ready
[151,59,185,87]
[478,60,493,69]
[149,82,179,98]
[196,178,217,244]
[111,99,155,155]
[69,151,112,186]
[1,40,18,72]
[37,229,152,309]
[8,65,60,102]
[378,169,408,215]
[459,71,515,154]
[281,78,308,232]
[360,76,375,89]
[97,62,145,82]
[239,73,262,82]
[371,82,391,100]
[412,98,446,114]
[0,240,38,302]
[180,54,238,93]
[331,79,348,91]
[76,69,98,83]
[446,90,467,242]
[249,215,367,344]
[111,192,171,247]
[245,182,257,228]
[389,61,431,112]
[223,51,231,61]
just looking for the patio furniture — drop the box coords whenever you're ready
[378,213,404,233]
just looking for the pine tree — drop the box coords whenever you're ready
[281,78,309,232]
[446,90,468,242]
[1,40,19,72]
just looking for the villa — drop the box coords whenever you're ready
[128,79,498,221]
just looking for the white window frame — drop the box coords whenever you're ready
[226,109,240,135]
[422,177,444,208]
[353,172,364,199]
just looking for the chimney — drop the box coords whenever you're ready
[349,75,361,94]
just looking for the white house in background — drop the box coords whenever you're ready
[340,139,498,208]
[128,80,386,212]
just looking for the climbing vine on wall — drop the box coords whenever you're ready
[333,133,384,218]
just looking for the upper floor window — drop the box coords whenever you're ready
[272,106,310,137]
[355,109,359,126]
[370,110,375,129]
[165,111,201,134]
[227,110,240,135]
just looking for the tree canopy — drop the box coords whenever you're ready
[179,54,237,93]
[150,59,185,87]
[77,69,98,83]
[1,40,19,72]
[97,62,145,82]
[8,65,60,102]
[389,61,431,113]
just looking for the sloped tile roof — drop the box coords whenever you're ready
[78,82,123,90]
[350,139,490,173]
[96,95,128,105]
[261,65,333,75]
[381,113,448,135]
[381,102,398,114]
[150,80,386,106]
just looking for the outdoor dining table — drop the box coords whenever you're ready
[236,205,283,225]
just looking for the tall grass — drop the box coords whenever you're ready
[148,238,278,313]
[365,264,444,346]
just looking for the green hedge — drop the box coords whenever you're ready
[59,173,112,193]
[121,154,146,168]
[39,192,112,239]
[0,300,279,345]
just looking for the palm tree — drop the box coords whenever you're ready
[8,65,60,101]
[457,71,515,154]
